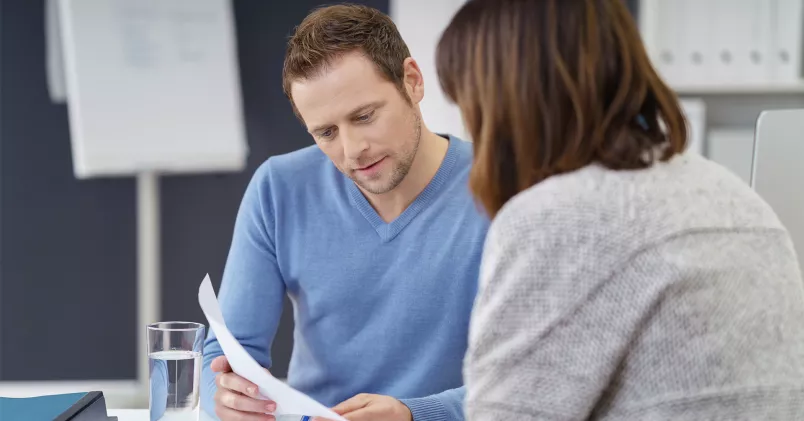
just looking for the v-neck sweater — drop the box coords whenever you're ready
[201,135,489,421]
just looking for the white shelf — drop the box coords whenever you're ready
[673,82,804,95]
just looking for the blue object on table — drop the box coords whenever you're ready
[0,391,117,421]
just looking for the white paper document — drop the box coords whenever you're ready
[198,275,346,420]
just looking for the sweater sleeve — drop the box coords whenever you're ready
[200,161,286,418]
[463,196,646,421]
[400,386,465,421]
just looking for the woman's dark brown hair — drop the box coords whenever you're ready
[436,0,687,217]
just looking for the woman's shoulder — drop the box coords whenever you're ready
[489,163,616,239]
[489,152,787,256]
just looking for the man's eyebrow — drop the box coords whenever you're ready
[308,123,334,134]
[307,101,386,134]
[347,101,385,117]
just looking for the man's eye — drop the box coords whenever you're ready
[320,128,334,138]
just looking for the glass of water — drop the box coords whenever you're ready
[147,322,205,421]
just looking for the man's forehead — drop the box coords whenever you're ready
[293,55,382,96]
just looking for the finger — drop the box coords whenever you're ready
[216,372,261,398]
[215,388,277,414]
[214,404,276,421]
[332,394,373,415]
[211,356,232,373]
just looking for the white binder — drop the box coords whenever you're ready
[771,0,804,83]
[679,0,714,86]
[712,0,746,85]
[640,0,685,86]
[720,0,775,84]
[739,0,774,83]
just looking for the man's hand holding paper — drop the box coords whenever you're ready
[211,355,277,421]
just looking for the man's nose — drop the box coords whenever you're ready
[342,131,370,161]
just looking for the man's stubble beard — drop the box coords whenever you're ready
[353,112,422,195]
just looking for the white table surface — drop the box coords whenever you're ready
[107,409,148,421]
[109,409,217,421]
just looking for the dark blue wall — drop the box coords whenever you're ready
[0,0,138,380]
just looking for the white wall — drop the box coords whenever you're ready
[391,0,469,140]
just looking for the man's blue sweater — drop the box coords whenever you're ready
[201,136,488,421]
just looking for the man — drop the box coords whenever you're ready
[201,4,488,421]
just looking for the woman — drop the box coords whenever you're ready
[436,0,804,420]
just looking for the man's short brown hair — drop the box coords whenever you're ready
[282,4,412,117]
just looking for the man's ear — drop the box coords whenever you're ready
[402,57,425,104]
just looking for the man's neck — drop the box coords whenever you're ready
[362,130,449,223]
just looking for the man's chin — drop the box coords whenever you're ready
[354,177,394,195]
